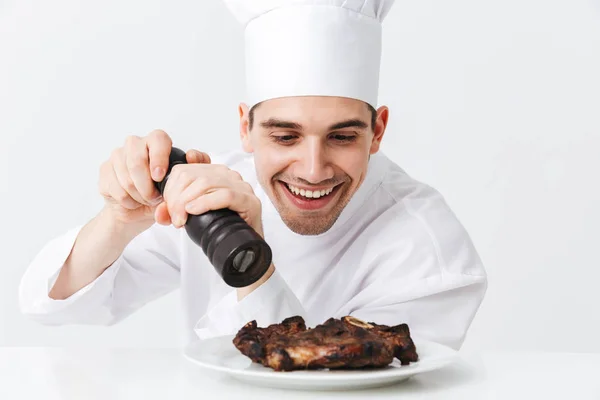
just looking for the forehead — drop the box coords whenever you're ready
[253,96,370,124]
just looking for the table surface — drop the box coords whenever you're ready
[1,347,599,400]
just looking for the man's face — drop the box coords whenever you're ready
[239,96,388,235]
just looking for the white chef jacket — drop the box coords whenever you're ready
[18,149,487,350]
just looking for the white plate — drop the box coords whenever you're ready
[183,334,458,391]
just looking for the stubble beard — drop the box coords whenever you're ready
[278,189,351,235]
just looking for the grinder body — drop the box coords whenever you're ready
[154,147,272,287]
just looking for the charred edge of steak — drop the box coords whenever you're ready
[232,316,308,364]
[375,322,419,364]
[342,316,419,365]
[386,323,419,364]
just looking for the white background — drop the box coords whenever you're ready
[1,0,599,352]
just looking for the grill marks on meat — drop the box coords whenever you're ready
[232,316,307,366]
[232,316,418,371]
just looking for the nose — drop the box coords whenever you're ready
[295,138,334,184]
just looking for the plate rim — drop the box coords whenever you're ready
[182,334,459,381]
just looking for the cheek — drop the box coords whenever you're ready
[253,145,291,180]
[335,147,369,181]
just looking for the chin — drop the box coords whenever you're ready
[279,215,340,236]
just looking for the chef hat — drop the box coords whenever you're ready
[223,0,396,108]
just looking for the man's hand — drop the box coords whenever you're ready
[98,129,210,234]
[155,164,265,238]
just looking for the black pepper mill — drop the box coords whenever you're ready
[154,147,272,287]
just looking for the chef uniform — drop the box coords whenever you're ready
[18,0,487,351]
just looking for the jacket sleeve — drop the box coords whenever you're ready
[343,199,488,351]
[348,272,487,351]
[18,223,181,326]
[193,268,307,339]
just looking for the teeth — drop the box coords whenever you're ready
[287,183,334,199]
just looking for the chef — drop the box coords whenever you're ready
[18,0,487,350]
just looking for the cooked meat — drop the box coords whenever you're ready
[342,316,419,366]
[232,315,418,371]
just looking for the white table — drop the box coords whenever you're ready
[1,347,598,399]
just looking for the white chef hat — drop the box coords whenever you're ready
[223,0,396,109]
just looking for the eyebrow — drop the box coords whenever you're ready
[260,119,302,130]
[328,119,368,131]
[259,118,368,131]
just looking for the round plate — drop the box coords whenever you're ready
[183,335,458,391]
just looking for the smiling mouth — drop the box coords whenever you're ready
[284,183,338,199]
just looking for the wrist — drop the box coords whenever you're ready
[99,206,151,240]
[236,263,275,301]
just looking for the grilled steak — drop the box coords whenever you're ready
[232,315,418,371]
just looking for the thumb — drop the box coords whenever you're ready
[154,203,172,225]
[186,149,211,164]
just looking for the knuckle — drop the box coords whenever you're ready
[229,170,243,181]
[110,147,122,162]
[195,175,209,188]
[149,129,166,137]
[168,165,182,181]
[241,181,253,193]
[215,164,229,174]
[170,164,184,176]
[114,190,131,204]
[99,160,109,175]
[223,189,235,203]
[178,170,191,183]
[124,134,141,148]
[139,187,155,200]
[123,178,136,192]
[148,129,171,142]
[127,153,146,169]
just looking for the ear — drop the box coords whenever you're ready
[239,103,253,153]
[369,106,389,155]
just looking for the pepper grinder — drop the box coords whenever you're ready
[154,147,272,287]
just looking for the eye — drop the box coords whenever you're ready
[330,133,357,143]
[271,134,298,145]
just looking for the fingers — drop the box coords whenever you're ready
[111,147,148,206]
[99,160,140,210]
[164,166,248,228]
[186,149,211,164]
[184,181,258,222]
[167,175,227,227]
[125,135,162,205]
[162,165,197,227]
[146,129,173,182]
[154,203,172,225]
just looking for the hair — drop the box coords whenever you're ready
[248,101,378,131]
